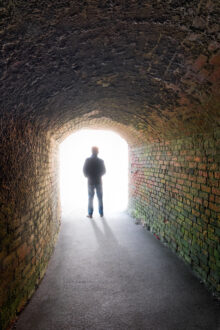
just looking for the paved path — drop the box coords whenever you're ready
[15,211,219,330]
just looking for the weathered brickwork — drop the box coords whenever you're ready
[0,1,220,142]
[55,116,145,146]
[129,129,220,295]
[0,118,60,329]
[0,0,220,328]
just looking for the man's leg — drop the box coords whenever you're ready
[96,183,103,216]
[88,184,95,217]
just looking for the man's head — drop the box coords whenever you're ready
[92,146,99,156]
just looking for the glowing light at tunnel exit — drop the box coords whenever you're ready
[59,130,128,216]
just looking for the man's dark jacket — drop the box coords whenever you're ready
[83,155,106,184]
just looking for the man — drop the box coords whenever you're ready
[83,146,106,218]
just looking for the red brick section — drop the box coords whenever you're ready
[129,129,220,296]
[0,119,61,329]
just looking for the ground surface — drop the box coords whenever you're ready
[15,210,220,330]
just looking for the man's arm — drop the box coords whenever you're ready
[101,160,106,176]
[83,159,89,177]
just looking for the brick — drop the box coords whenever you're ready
[192,182,200,189]
[209,203,220,213]
[194,197,203,205]
[189,162,197,168]
[198,163,206,170]
[210,53,220,66]
[214,172,220,179]
[203,200,209,208]
[199,171,208,178]
[201,185,211,193]
[212,188,220,196]
[209,163,218,171]
[191,188,199,197]
[193,54,207,71]
[197,176,207,184]
[185,180,192,187]
[194,156,202,162]
[199,191,208,200]
[192,209,200,217]
[209,67,220,83]
[189,175,197,182]
[215,196,220,204]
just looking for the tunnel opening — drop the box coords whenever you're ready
[59,129,128,217]
[0,115,220,330]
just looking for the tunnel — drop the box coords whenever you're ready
[0,1,220,328]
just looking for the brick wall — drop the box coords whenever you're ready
[1,118,219,329]
[0,119,61,329]
[129,129,220,295]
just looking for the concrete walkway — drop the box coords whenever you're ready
[15,211,219,330]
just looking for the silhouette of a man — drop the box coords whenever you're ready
[83,146,106,218]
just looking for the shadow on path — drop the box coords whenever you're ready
[14,211,220,330]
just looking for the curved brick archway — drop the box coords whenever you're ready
[0,1,220,328]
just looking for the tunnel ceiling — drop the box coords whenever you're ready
[1,0,220,141]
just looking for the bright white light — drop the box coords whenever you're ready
[59,129,128,216]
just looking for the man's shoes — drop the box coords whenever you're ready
[86,214,103,218]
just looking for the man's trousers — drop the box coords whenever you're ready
[88,183,103,216]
